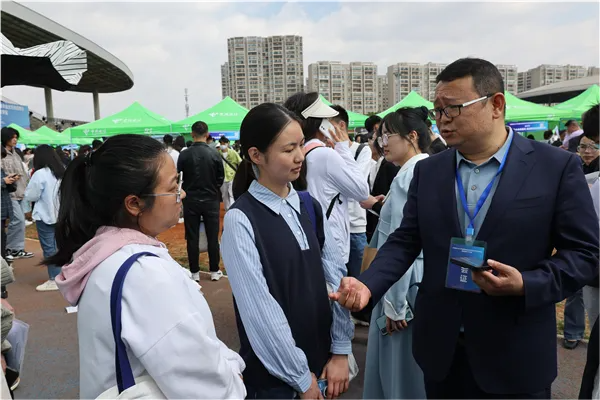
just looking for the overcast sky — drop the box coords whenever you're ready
[3,1,599,122]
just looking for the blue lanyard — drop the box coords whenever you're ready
[456,133,513,242]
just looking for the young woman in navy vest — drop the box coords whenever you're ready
[222,103,354,399]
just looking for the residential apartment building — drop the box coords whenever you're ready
[222,35,304,109]
[517,64,594,93]
[386,62,446,105]
[377,75,389,111]
[307,61,378,114]
[496,64,518,95]
[220,62,230,99]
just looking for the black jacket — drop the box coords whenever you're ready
[366,158,400,242]
[177,142,224,203]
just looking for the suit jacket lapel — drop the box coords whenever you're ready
[477,134,536,241]
[436,150,462,238]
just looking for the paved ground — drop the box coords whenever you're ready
[8,240,588,399]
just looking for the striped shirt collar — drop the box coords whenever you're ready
[248,180,301,215]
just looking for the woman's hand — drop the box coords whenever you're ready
[3,175,16,185]
[360,195,385,210]
[320,354,349,399]
[386,317,408,335]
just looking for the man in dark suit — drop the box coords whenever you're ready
[330,58,599,399]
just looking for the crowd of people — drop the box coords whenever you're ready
[0,57,599,399]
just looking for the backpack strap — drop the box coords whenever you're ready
[326,194,342,220]
[304,142,325,156]
[111,252,159,393]
[303,142,342,220]
[298,191,325,251]
[354,143,367,161]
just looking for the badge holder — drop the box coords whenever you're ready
[445,234,487,293]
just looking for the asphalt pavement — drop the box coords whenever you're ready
[8,240,588,399]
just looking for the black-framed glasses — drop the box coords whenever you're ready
[144,172,183,203]
[428,94,493,120]
[578,143,600,153]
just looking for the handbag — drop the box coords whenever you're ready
[298,191,359,382]
[360,247,378,274]
[96,252,167,399]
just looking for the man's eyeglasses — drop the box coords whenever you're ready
[144,172,183,203]
[578,143,600,153]
[428,94,493,120]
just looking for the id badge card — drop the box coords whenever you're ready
[445,238,486,293]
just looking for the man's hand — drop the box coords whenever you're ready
[386,317,407,335]
[320,355,349,399]
[300,373,324,400]
[1,299,14,313]
[329,277,372,312]
[328,123,350,144]
[360,195,385,210]
[3,175,16,185]
[471,259,525,296]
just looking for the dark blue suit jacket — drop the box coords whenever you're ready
[360,132,599,395]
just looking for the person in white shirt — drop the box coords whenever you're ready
[48,134,246,399]
[163,134,179,166]
[24,145,64,292]
[284,93,370,264]
[329,105,372,280]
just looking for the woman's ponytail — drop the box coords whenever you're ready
[232,158,256,201]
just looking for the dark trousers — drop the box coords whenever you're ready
[1,219,7,259]
[245,383,297,399]
[425,340,551,399]
[183,200,220,273]
[564,289,586,340]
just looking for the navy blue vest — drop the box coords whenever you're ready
[230,191,332,390]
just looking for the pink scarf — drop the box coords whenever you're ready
[55,226,165,305]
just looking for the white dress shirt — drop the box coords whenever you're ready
[78,244,246,399]
[304,139,370,262]
[348,142,373,234]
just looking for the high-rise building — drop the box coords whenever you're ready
[223,35,304,109]
[377,75,389,112]
[517,64,593,93]
[588,66,600,77]
[307,61,378,114]
[220,62,230,99]
[387,62,518,104]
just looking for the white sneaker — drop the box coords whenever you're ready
[24,220,33,226]
[191,272,200,282]
[350,315,370,327]
[178,218,184,224]
[210,270,223,281]
[36,280,59,292]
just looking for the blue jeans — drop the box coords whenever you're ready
[35,221,61,280]
[347,232,367,278]
[245,383,297,399]
[564,289,585,341]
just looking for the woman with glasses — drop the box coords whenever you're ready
[46,135,246,399]
[360,107,431,400]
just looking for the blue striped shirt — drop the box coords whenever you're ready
[221,180,353,393]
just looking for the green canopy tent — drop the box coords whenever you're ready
[552,85,600,119]
[505,92,570,122]
[172,96,248,135]
[318,95,368,130]
[7,123,43,146]
[70,102,173,138]
[34,126,69,145]
[61,128,93,145]
[377,91,434,118]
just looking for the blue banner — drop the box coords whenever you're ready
[507,121,548,134]
[210,131,240,141]
[1,101,30,129]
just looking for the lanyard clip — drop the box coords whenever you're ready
[466,227,474,244]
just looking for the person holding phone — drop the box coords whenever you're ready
[225,103,353,399]
[1,147,17,262]
[359,107,431,399]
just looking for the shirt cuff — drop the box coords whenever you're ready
[330,339,352,355]
[295,368,313,394]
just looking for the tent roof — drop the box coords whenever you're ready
[172,96,248,133]
[70,101,172,138]
[505,92,570,122]
[378,91,434,118]
[552,85,600,118]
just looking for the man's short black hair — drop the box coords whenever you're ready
[186,140,193,148]
[330,105,349,127]
[364,115,382,133]
[543,130,553,140]
[565,119,579,128]
[92,139,103,150]
[436,58,505,102]
[206,135,214,143]
[191,121,209,137]
[1,127,19,147]
[163,134,173,145]
[219,135,230,144]
[583,104,599,142]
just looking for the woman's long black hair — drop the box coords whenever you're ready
[32,145,66,179]
[44,134,166,267]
